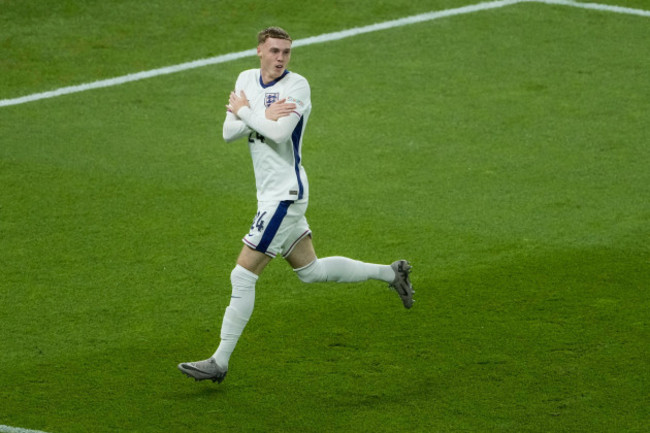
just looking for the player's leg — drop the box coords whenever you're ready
[213,246,270,365]
[210,201,301,370]
[178,246,270,382]
[287,236,393,282]
[283,232,317,269]
[236,243,274,275]
[285,236,414,308]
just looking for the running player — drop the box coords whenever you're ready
[178,27,414,384]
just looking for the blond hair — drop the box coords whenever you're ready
[257,27,292,45]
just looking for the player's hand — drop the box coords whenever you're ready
[226,90,250,115]
[265,99,297,121]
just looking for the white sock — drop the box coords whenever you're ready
[295,256,394,283]
[213,265,258,369]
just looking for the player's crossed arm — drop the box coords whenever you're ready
[226,90,300,143]
[265,98,296,121]
[227,90,296,121]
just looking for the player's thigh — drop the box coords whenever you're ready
[243,200,310,261]
[285,235,317,270]
[237,245,272,275]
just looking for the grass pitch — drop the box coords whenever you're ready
[1,1,649,432]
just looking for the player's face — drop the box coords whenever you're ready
[258,37,292,84]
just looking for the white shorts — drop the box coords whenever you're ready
[242,200,311,258]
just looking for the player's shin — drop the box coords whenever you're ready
[213,265,257,368]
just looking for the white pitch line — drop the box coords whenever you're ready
[526,0,650,17]
[0,426,51,433]
[291,0,524,48]
[0,0,524,108]
[0,48,255,108]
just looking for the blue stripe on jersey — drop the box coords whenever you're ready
[257,200,292,253]
[291,116,305,200]
[259,70,290,89]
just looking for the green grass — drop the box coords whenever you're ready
[1,1,649,432]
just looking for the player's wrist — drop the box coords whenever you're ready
[237,105,251,114]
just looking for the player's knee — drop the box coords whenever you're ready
[230,264,258,288]
[295,259,327,283]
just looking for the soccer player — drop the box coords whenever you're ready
[178,27,414,384]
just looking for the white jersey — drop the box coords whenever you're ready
[223,68,311,203]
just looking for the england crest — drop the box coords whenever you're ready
[264,92,279,107]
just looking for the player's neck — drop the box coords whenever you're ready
[260,69,288,87]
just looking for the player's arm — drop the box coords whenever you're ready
[238,105,299,143]
[222,109,252,143]
[228,90,299,143]
[229,84,309,143]
[222,75,253,143]
[265,99,296,121]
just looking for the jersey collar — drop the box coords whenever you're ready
[259,69,290,88]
